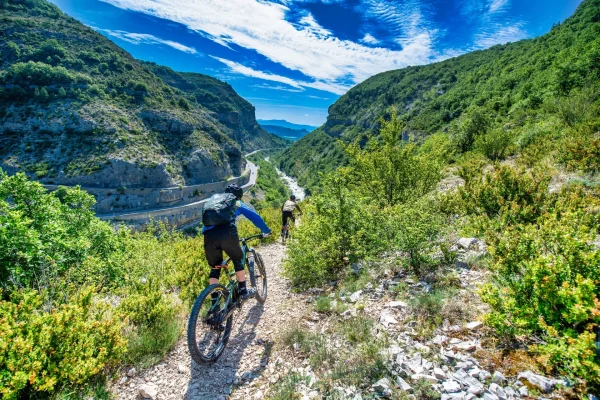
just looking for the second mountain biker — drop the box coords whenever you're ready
[281,194,302,235]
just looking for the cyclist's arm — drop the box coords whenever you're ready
[295,203,303,214]
[236,203,271,234]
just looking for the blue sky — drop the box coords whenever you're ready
[50,0,582,126]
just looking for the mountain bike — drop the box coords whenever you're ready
[187,234,268,363]
[281,222,291,244]
[281,212,301,244]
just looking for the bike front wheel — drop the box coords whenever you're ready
[248,250,267,303]
[187,284,233,363]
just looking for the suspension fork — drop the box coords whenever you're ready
[246,248,256,287]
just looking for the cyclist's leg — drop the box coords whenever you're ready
[282,211,292,232]
[220,226,246,291]
[204,228,224,286]
[204,228,225,311]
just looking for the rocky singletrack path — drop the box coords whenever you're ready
[112,241,310,400]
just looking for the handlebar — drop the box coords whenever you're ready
[240,233,269,243]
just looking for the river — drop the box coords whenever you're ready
[265,156,306,201]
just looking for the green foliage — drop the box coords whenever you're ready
[450,108,491,153]
[561,130,600,173]
[280,0,600,190]
[5,41,21,60]
[451,163,600,389]
[0,288,126,399]
[474,128,513,161]
[0,172,124,294]
[7,61,73,85]
[345,110,442,207]
[285,113,444,287]
[284,172,385,288]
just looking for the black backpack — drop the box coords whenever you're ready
[202,193,238,226]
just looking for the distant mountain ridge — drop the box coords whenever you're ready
[257,119,317,132]
[260,124,310,142]
[277,0,600,189]
[0,0,285,189]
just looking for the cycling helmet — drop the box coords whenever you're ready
[290,195,296,201]
[225,184,243,199]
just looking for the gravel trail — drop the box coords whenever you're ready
[112,242,310,400]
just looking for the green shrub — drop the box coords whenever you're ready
[118,281,182,367]
[561,130,600,173]
[314,296,332,313]
[345,110,442,207]
[0,288,126,399]
[458,166,600,389]
[474,128,513,161]
[451,165,551,234]
[449,108,491,153]
[8,61,73,85]
[0,173,124,294]
[5,41,21,60]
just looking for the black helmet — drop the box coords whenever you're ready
[290,195,296,201]
[225,184,243,199]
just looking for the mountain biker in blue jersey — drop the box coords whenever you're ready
[202,184,271,300]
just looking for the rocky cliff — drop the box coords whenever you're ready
[0,0,284,188]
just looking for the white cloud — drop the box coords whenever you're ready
[253,83,304,92]
[488,0,510,14]
[214,57,349,95]
[97,29,198,54]
[360,33,380,45]
[473,23,528,48]
[99,0,447,94]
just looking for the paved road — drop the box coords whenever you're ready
[98,152,262,223]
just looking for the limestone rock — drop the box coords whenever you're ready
[492,371,506,385]
[349,290,363,303]
[139,384,158,399]
[517,371,559,393]
[443,380,462,393]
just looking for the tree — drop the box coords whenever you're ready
[345,110,442,207]
[450,108,490,153]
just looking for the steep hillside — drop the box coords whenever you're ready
[0,0,284,189]
[144,62,286,151]
[260,124,309,141]
[279,0,600,188]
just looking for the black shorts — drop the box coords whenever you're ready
[282,211,294,226]
[203,225,244,279]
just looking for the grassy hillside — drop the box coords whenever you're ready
[278,0,600,189]
[0,0,284,188]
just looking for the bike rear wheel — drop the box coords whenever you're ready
[187,284,233,363]
[248,250,267,303]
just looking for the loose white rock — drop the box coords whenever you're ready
[349,290,363,303]
[465,321,483,330]
[492,371,507,385]
[138,384,158,400]
[387,300,408,308]
[517,371,558,393]
[397,376,413,392]
[443,380,462,393]
[434,368,447,380]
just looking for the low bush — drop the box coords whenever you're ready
[0,288,126,399]
[452,162,600,390]
[474,128,513,161]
